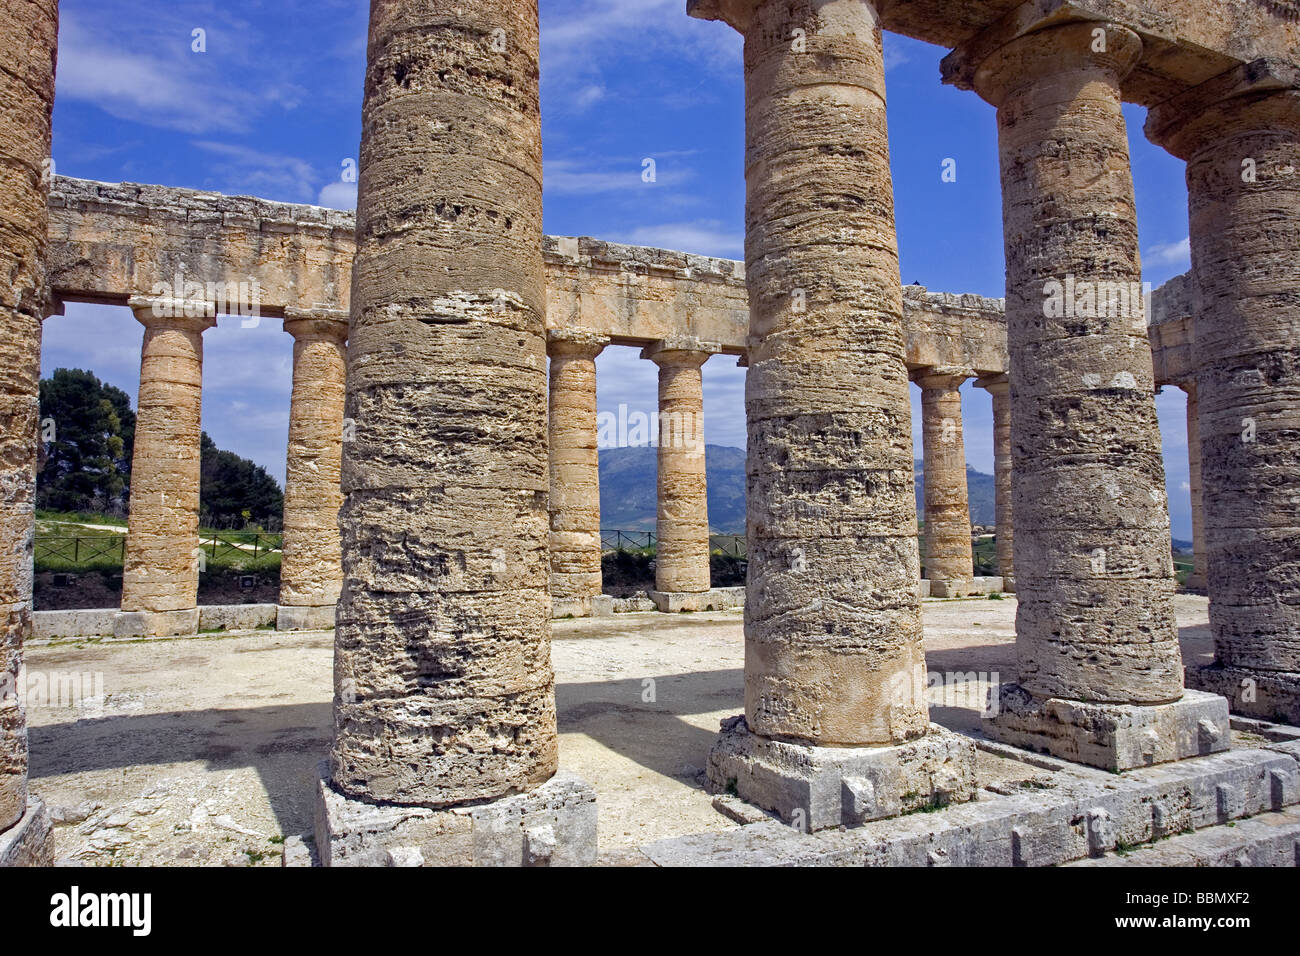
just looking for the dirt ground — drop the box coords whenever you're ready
[22,593,1217,866]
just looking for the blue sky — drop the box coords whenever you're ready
[43,0,1198,539]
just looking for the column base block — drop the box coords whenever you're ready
[984,683,1231,772]
[1187,664,1300,725]
[313,762,597,867]
[928,577,1005,598]
[648,587,745,613]
[113,608,200,639]
[0,796,53,867]
[276,604,336,631]
[705,716,978,832]
[551,596,591,619]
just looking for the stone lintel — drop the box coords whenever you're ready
[1188,664,1300,726]
[640,337,723,365]
[112,608,201,640]
[1145,57,1300,156]
[707,717,978,832]
[941,1,1096,91]
[0,796,53,868]
[314,763,597,867]
[647,587,745,613]
[276,604,336,632]
[985,684,1231,771]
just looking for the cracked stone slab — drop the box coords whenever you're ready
[314,763,597,867]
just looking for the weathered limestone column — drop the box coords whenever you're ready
[951,20,1228,770]
[1148,62,1300,722]
[117,298,215,639]
[547,331,608,619]
[277,310,347,631]
[978,373,1015,592]
[915,368,974,597]
[315,0,595,866]
[643,340,720,611]
[0,0,57,867]
[689,0,976,831]
[1181,380,1207,593]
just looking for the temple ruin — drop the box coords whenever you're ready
[2,0,1299,867]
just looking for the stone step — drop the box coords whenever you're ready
[1067,810,1300,867]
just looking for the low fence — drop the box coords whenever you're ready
[35,531,283,567]
[600,530,746,558]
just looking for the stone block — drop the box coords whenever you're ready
[1187,663,1300,726]
[590,594,615,618]
[31,608,117,641]
[706,716,978,832]
[275,604,336,631]
[647,587,745,613]
[314,762,597,867]
[0,796,53,867]
[112,608,200,639]
[200,603,277,632]
[984,684,1231,771]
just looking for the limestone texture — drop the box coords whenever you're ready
[973,21,1182,706]
[917,369,974,595]
[119,300,214,628]
[696,0,929,748]
[0,0,57,848]
[980,374,1014,590]
[330,0,558,808]
[1148,67,1300,682]
[547,332,607,614]
[279,313,347,611]
[647,344,712,595]
[1182,380,1207,591]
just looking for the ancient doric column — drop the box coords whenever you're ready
[118,298,215,639]
[547,331,607,618]
[1181,380,1207,592]
[0,0,57,867]
[1148,62,1300,723]
[953,20,1228,769]
[689,0,975,831]
[643,340,714,604]
[978,373,1014,592]
[316,0,595,866]
[916,368,974,597]
[277,310,347,631]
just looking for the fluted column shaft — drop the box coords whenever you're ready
[974,22,1182,705]
[331,0,555,808]
[649,348,711,594]
[120,300,215,617]
[279,314,347,611]
[711,0,927,746]
[0,0,58,853]
[917,370,974,593]
[1150,84,1300,677]
[548,336,606,611]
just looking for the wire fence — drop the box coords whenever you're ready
[35,531,284,566]
[600,530,747,558]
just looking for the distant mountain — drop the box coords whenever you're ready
[598,446,998,534]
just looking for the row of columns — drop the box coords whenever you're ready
[112,301,346,637]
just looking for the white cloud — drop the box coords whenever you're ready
[544,155,696,195]
[615,220,743,258]
[193,141,319,203]
[318,181,359,210]
[1145,237,1191,270]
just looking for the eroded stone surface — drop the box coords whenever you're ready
[917,369,975,595]
[329,0,558,809]
[972,21,1182,706]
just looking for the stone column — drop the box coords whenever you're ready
[1181,380,1207,593]
[1148,62,1300,723]
[643,340,714,608]
[277,310,347,631]
[315,0,595,867]
[0,0,56,867]
[978,374,1015,592]
[689,0,975,831]
[547,331,607,618]
[117,298,215,639]
[916,368,974,597]
[954,20,1228,770]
